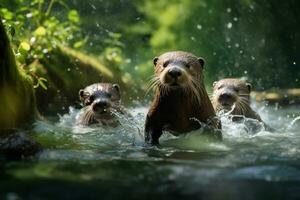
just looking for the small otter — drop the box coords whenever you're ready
[212,78,263,122]
[76,83,124,126]
[145,51,221,145]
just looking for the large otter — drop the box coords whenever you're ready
[212,78,263,122]
[145,51,221,145]
[76,83,125,126]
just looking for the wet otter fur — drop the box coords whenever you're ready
[212,78,263,122]
[76,83,125,126]
[145,51,221,145]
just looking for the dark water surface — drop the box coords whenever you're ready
[1,104,300,200]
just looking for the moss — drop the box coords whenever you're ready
[0,20,37,129]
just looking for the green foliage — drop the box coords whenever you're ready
[2,0,300,94]
[0,0,85,89]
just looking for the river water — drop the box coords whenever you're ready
[1,103,300,200]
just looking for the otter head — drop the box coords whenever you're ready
[213,78,251,111]
[152,51,205,89]
[79,83,121,116]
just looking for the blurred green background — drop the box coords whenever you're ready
[1,0,299,97]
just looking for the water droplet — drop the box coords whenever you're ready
[244,70,248,74]
[190,36,195,41]
[239,50,243,54]
[235,43,240,48]
[213,52,217,56]
[90,4,96,10]
[227,8,232,13]
[136,17,141,20]
[251,56,256,60]
[67,68,71,72]
[233,17,238,21]
[227,22,233,29]
[196,24,202,30]
[293,62,296,65]
[226,37,231,42]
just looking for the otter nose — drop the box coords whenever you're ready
[93,99,109,111]
[219,93,234,101]
[168,68,182,78]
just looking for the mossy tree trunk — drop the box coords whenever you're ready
[0,20,37,129]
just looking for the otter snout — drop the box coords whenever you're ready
[168,68,182,79]
[92,99,110,113]
[218,92,237,106]
[162,66,188,86]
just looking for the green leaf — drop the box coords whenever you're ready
[34,26,46,36]
[0,8,14,20]
[19,42,31,55]
[39,78,48,90]
[73,38,86,49]
[68,10,79,23]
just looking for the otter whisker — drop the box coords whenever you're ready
[145,76,160,95]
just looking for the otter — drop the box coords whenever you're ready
[212,78,263,122]
[145,51,221,145]
[76,83,125,126]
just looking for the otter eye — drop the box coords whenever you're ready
[217,85,223,90]
[234,88,239,93]
[89,95,94,102]
[163,61,169,68]
[185,63,190,69]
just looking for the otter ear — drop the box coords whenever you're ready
[198,57,205,69]
[153,57,158,66]
[79,89,87,101]
[113,84,120,92]
[246,83,252,92]
[213,81,218,87]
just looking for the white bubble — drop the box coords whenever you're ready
[227,22,233,29]
[227,8,232,13]
[191,36,195,41]
[233,17,238,21]
[235,43,240,48]
[251,56,256,60]
[293,62,296,65]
